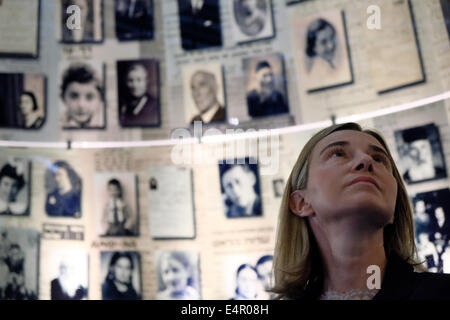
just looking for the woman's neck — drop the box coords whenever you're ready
[314,221,387,294]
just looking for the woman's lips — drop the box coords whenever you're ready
[349,176,379,189]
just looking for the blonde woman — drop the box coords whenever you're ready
[272,122,450,300]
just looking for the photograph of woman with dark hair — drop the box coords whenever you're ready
[19,92,43,129]
[230,264,260,300]
[45,161,82,218]
[0,159,29,216]
[272,122,450,300]
[305,18,337,72]
[101,251,141,300]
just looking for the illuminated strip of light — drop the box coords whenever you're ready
[336,91,450,124]
[0,141,67,149]
[71,137,198,149]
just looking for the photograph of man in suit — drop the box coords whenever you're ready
[189,70,225,124]
[115,0,153,40]
[177,0,222,50]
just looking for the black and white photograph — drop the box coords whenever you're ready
[45,160,82,218]
[0,158,31,216]
[0,73,46,129]
[117,59,160,127]
[177,0,223,50]
[156,251,201,300]
[101,251,141,300]
[412,189,450,273]
[442,0,450,40]
[94,172,139,237]
[230,0,275,44]
[115,0,154,41]
[243,53,289,118]
[219,159,263,218]
[0,0,40,58]
[224,253,273,300]
[59,0,104,44]
[182,63,226,125]
[394,123,447,185]
[272,178,284,198]
[291,9,353,92]
[59,61,105,129]
[0,227,39,300]
[49,249,88,300]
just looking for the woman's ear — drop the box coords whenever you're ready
[289,190,314,217]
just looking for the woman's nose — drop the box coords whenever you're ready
[352,154,373,172]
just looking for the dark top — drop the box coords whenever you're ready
[115,0,153,40]
[45,189,81,218]
[178,0,222,50]
[51,279,87,300]
[120,94,159,127]
[247,90,289,118]
[190,105,226,124]
[294,253,450,300]
[102,278,140,300]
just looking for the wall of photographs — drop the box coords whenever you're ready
[0,0,450,300]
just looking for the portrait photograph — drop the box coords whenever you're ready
[101,251,141,300]
[45,160,82,218]
[0,227,39,300]
[59,0,104,44]
[48,249,88,300]
[272,178,284,198]
[177,0,223,51]
[182,63,226,125]
[218,158,263,219]
[115,0,154,41]
[0,157,31,216]
[0,73,46,129]
[291,9,353,93]
[0,0,40,58]
[59,61,105,129]
[442,0,450,40]
[394,123,447,185]
[117,59,160,127]
[230,0,275,44]
[243,53,289,118]
[94,172,139,237]
[223,253,273,300]
[156,250,201,300]
[412,189,450,273]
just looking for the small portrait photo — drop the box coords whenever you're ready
[115,0,154,41]
[230,0,275,44]
[182,63,226,125]
[0,227,39,300]
[101,251,141,300]
[45,161,82,218]
[394,123,447,185]
[149,177,157,190]
[59,61,105,129]
[94,172,139,237]
[117,59,160,127]
[59,0,104,43]
[272,178,284,198]
[441,0,450,40]
[218,158,263,218]
[225,253,273,300]
[0,73,46,129]
[243,53,289,118]
[0,158,31,216]
[177,0,223,51]
[291,9,353,92]
[156,250,201,300]
[48,249,88,300]
[412,189,450,273]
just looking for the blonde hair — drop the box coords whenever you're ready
[272,122,422,299]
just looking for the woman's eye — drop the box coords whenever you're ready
[329,148,345,158]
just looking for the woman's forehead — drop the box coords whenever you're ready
[313,130,385,155]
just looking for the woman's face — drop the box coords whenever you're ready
[55,167,72,193]
[113,257,132,285]
[126,67,148,99]
[315,26,336,62]
[63,81,102,126]
[20,94,34,115]
[236,267,258,299]
[0,176,19,202]
[303,130,397,228]
[161,257,189,294]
